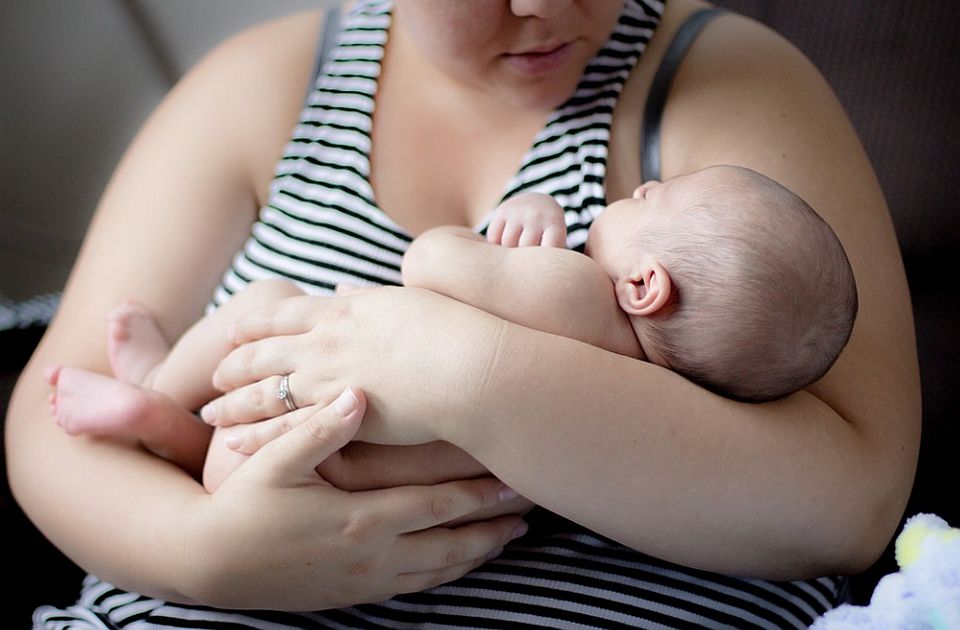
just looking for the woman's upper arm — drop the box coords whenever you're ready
[46,10,323,352]
[661,12,920,524]
[6,10,322,584]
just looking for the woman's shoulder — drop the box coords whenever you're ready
[203,9,324,69]
[637,0,821,91]
[615,1,848,180]
[611,0,827,194]
[185,9,324,108]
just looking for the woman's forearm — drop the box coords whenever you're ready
[438,318,915,580]
[213,284,912,580]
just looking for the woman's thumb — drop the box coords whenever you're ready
[262,388,366,480]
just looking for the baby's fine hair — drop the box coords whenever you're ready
[639,166,858,402]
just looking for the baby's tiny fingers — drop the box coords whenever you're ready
[500,222,523,248]
[335,283,375,296]
[224,407,316,454]
[518,227,544,247]
[541,224,567,248]
[486,216,506,244]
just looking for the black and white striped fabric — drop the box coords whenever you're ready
[210,0,662,302]
[34,1,846,627]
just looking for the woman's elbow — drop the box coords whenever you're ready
[5,371,46,509]
[828,444,916,576]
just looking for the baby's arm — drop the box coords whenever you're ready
[403,227,640,358]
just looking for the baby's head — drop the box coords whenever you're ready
[586,165,858,401]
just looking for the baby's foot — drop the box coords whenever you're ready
[45,365,155,437]
[107,302,169,386]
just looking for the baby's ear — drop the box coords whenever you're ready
[615,259,673,317]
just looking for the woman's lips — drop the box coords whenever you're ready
[501,42,574,76]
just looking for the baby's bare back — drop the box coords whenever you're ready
[404,226,641,359]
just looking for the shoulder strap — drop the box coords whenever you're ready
[306,5,344,98]
[640,8,726,182]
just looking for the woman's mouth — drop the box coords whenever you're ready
[501,42,574,76]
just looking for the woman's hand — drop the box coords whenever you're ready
[183,388,527,611]
[204,287,498,447]
[227,424,491,491]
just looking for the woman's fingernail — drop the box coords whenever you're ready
[332,388,359,416]
[510,522,529,540]
[200,404,216,424]
[224,435,242,450]
[486,547,504,561]
[498,485,519,502]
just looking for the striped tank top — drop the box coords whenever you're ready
[34,1,847,628]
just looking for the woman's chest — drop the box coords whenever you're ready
[368,95,546,237]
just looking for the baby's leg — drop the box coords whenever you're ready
[107,302,170,386]
[202,426,253,493]
[136,279,304,412]
[46,366,211,478]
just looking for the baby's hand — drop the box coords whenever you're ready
[486,192,566,248]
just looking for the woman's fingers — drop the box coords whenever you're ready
[254,388,366,481]
[213,336,298,392]
[230,294,326,344]
[221,406,316,453]
[398,515,526,575]
[203,373,304,426]
[335,283,376,296]
[317,441,488,492]
[219,388,363,452]
[365,476,521,534]
[394,554,500,596]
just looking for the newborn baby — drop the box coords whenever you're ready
[46,165,857,491]
[406,164,858,402]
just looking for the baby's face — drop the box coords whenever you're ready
[587,168,722,280]
[587,166,760,279]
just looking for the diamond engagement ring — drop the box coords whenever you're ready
[277,374,298,412]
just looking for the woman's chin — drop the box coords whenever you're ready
[497,79,581,112]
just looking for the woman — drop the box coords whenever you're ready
[9,0,919,627]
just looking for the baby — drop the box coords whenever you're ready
[46,164,857,490]
[408,163,859,403]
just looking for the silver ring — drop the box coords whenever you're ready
[276,374,297,412]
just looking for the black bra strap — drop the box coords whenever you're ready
[640,8,726,182]
[306,5,343,98]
